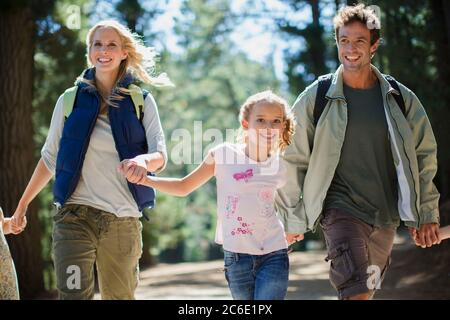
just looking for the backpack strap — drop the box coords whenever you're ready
[128,84,144,122]
[313,73,333,126]
[128,84,149,221]
[63,84,145,122]
[63,86,78,120]
[312,74,407,127]
[384,75,406,116]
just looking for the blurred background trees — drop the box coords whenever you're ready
[1,0,449,298]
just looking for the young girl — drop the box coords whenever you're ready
[120,90,296,300]
[0,207,20,299]
[11,20,171,299]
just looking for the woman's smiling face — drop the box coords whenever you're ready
[89,27,128,73]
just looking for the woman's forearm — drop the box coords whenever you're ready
[17,158,53,210]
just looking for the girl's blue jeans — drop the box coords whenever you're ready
[223,248,289,300]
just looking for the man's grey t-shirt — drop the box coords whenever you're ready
[324,81,400,227]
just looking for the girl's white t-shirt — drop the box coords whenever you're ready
[212,143,288,255]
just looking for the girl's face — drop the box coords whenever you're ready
[89,27,128,74]
[242,102,285,150]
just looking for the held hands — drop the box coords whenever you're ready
[409,223,441,248]
[1,206,27,235]
[286,233,304,245]
[118,156,148,185]
[11,206,28,234]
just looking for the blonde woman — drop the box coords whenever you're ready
[120,90,297,300]
[11,20,171,299]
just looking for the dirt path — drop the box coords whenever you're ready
[134,250,336,300]
[129,229,450,300]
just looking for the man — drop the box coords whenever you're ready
[276,4,440,300]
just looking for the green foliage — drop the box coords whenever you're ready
[31,0,90,291]
[148,0,282,262]
[37,185,56,291]
[28,0,450,290]
[31,0,282,275]
[277,0,334,93]
[142,194,187,258]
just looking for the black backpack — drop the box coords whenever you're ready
[313,73,406,126]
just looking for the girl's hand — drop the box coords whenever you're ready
[286,233,304,245]
[118,159,147,184]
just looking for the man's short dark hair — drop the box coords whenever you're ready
[333,4,381,45]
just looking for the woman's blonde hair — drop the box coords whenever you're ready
[238,90,296,153]
[78,20,173,110]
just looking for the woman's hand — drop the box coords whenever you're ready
[10,206,28,235]
[118,159,148,184]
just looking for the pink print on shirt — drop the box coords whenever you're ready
[258,187,275,217]
[232,169,253,182]
[225,195,239,219]
[231,216,254,236]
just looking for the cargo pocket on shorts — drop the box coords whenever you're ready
[325,242,356,290]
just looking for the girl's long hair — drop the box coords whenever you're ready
[238,90,296,153]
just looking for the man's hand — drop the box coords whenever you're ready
[411,223,441,248]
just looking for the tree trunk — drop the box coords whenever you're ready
[0,7,45,299]
[308,0,327,77]
[442,0,450,45]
